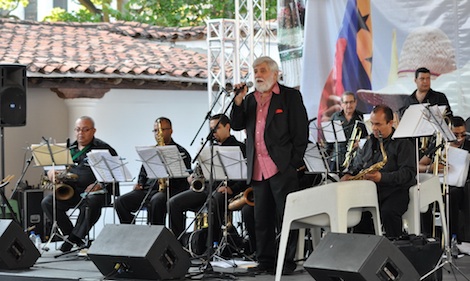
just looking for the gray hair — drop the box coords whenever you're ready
[253,56,279,73]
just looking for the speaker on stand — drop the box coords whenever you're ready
[0,64,27,222]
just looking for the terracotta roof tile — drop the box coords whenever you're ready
[0,19,208,83]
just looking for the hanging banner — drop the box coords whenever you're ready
[301,0,470,124]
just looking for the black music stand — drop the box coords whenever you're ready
[31,140,73,252]
[135,145,189,226]
[86,150,133,224]
[321,120,346,173]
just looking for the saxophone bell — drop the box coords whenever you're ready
[190,164,205,192]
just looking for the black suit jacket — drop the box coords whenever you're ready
[230,83,309,184]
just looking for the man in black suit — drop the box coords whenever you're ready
[230,56,309,274]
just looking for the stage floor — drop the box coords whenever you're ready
[0,242,469,281]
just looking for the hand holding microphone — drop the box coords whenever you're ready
[227,81,253,106]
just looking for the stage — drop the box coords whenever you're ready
[1,241,470,281]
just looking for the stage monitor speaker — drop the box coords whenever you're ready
[88,224,190,280]
[0,219,40,269]
[304,233,420,281]
[0,64,27,127]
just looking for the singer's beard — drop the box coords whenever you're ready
[255,77,276,93]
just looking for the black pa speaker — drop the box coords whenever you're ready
[304,233,420,281]
[88,224,190,280]
[0,64,27,127]
[0,219,40,269]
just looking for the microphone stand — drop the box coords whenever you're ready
[190,86,230,146]
[190,89,242,279]
[10,155,34,200]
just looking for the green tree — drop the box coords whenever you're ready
[43,0,277,27]
[0,0,29,19]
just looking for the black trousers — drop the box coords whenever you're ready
[252,167,299,270]
[41,191,106,240]
[115,186,186,225]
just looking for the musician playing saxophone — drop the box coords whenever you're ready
[327,91,367,174]
[41,116,119,252]
[115,117,191,225]
[341,105,416,238]
[168,114,256,252]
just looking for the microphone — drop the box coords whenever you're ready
[226,82,254,95]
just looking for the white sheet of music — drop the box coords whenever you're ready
[393,104,447,139]
[446,146,470,187]
[304,143,328,173]
[87,150,133,183]
[136,145,188,179]
[216,147,247,181]
[321,120,347,142]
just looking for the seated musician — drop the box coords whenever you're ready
[419,116,470,242]
[115,117,191,225]
[168,114,256,254]
[326,91,367,174]
[41,116,119,252]
[341,105,416,238]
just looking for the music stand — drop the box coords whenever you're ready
[86,150,133,224]
[31,141,73,252]
[304,143,331,184]
[197,146,247,266]
[321,120,346,173]
[135,145,189,226]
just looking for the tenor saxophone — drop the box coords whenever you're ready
[156,119,168,192]
[350,132,388,180]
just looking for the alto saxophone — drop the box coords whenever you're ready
[350,132,388,180]
[156,119,168,192]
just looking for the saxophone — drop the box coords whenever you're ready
[342,120,362,170]
[350,132,388,180]
[156,119,168,192]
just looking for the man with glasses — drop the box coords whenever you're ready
[419,116,470,243]
[41,116,119,252]
[115,117,191,226]
[327,91,367,174]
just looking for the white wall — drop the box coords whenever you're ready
[3,87,210,198]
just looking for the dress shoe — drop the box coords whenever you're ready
[248,264,274,275]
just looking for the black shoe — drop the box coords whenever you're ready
[248,264,274,275]
[59,241,73,252]
[282,263,297,275]
[68,234,86,248]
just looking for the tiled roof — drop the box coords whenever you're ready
[0,19,209,87]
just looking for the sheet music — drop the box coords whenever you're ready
[86,150,133,182]
[446,146,470,187]
[215,147,247,180]
[135,145,188,179]
[321,121,347,142]
[304,143,328,173]
[198,147,229,181]
[31,142,73,166]
[393,104,446,139]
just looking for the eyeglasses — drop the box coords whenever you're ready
[152,128,171,133]
[74,127,93,133]
[454,132,467,137]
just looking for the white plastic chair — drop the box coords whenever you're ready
[402,173,448,244]
[275,180,382,281]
